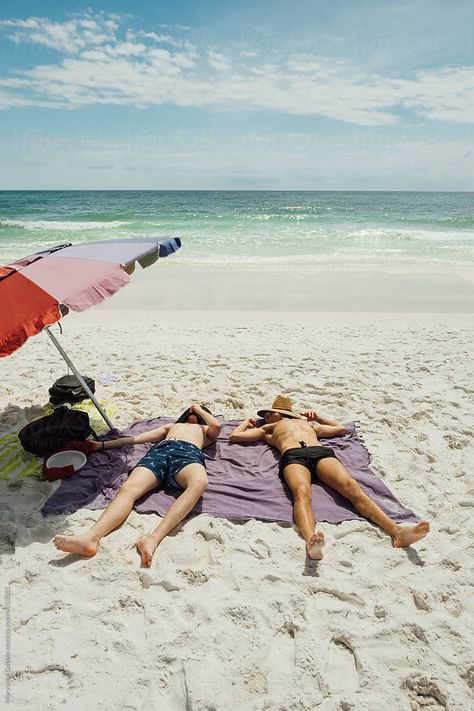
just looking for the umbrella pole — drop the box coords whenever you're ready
[44,326,115,431]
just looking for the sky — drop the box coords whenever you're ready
[0,0,473,190]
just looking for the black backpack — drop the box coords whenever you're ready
[18,406,97,456]
[49,374,95,406]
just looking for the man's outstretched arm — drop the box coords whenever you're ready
[229,418,268,443]
[301,410,348,439]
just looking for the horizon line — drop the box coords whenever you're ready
[1,188,473,194]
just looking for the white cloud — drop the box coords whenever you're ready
[0,13,473,125]
[396,67,474,123]
[208,51,232,72]
[0,89,32,109]
[0,13,119,53]
[110,42,147,57]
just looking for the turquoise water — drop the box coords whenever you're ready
[0,191,473,273]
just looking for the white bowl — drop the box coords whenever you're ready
[46,450,87,471]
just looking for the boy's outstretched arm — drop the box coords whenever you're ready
[91,424,173,451]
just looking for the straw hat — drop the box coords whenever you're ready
[257,395,302,419]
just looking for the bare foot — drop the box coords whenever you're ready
[53,534,98,557]
[307,531,325,560]
[136,535,159,568]
[392,521,430,548]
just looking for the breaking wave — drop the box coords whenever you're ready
[0,219,129,231]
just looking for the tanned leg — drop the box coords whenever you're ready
[53,467,158,557]
[136,463,208,567]
[283,464,325,559]
[315,457,430,547]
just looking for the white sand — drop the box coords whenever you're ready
[1,310,473,710]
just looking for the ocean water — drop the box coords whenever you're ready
[0,190,473,274]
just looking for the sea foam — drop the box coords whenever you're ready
[0,219,129,231]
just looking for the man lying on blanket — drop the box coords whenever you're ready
[53,403,221,567]
[229,395,430,560]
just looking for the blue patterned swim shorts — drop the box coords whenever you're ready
[134,439,205,490]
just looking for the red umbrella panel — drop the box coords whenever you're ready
[0,266,63,357]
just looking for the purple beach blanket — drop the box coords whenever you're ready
[42,418,418,524]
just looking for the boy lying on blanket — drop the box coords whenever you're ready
[229,395,430,560]
[53,403,221,567]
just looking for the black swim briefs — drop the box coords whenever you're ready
[279,445,336,479]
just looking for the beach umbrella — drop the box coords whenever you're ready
[0,237,181,429]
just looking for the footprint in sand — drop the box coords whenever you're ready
[11,664,74,704]
[157,660,193,711]
[264,627,297,704]
[325,637,359,694]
